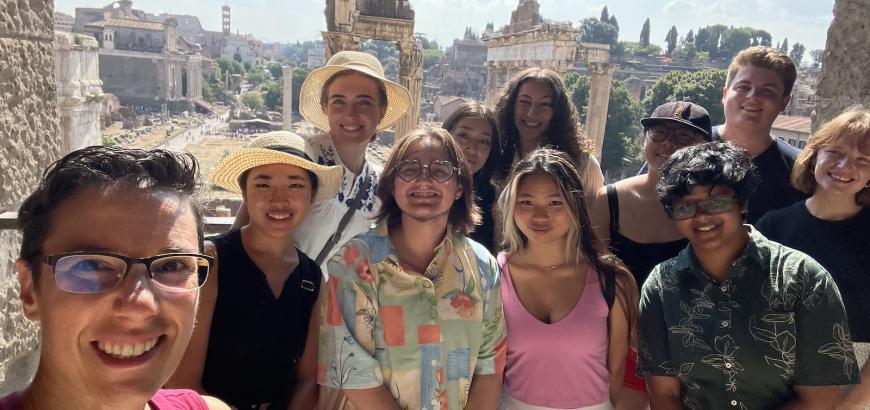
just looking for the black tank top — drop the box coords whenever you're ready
[202,229,321,409]
[606,184,687,290]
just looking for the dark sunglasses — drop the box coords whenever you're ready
[39,251,212,294]
[645,126,705,146]
[665,195,739,220]
[395,160,458,183]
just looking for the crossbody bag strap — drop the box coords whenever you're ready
[314,172,373,265]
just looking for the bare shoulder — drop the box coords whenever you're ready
[202,395,232,410]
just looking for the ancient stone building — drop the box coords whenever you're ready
[322,0,423,139]
[53,11,74,32]
[439,37,487,100]
[55,32,104,151]
[0,0,62,395]
[812,0,870,130]
[483,0,616,157]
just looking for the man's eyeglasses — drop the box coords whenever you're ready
[665,195,739,220]
[645,126,705,146]
[395,160,458,183]
[40,251,212,294]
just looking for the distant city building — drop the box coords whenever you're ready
[785,71,820,117]
[222,33,266,66]
[439,38,487,100]
[54,11,75,32]
[308,48,326,68]
[772,115,811,149]
[434,95,475,121]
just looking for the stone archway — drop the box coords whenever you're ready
[323,0,422,140]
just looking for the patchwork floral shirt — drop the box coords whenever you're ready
[638,226,859,410]
[318,222,507,410]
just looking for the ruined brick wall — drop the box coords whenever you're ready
[812,0,870,131]
[0,0,62,394]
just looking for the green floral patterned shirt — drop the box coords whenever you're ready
[638,226,859,410]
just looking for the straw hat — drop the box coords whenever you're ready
[210,131,342,202]
[299,50,411,132]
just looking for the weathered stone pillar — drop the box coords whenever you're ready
[585,62,617,159]
[812,0,870,131]
[0,0,63,395]
[322,31,360,60]
[483,63,498,107]
[55,32,103,152]
[282,65,293,131]
[395,39,422,139]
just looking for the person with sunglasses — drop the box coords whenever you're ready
[318,128,507,410]
[5,146,228,409]
[167,132,342,409]
[638,142,859,409]
[589,101,712,409]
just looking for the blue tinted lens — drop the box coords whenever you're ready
[54,254,125,293]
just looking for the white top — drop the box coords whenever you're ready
[296,132,383,275]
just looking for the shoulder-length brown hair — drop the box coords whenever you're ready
[441,101,502,187]
[493,68,593,180]
[376,127,481,234]
[792,106,870,206]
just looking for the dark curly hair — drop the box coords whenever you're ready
[494,68,593,180]
[17,145,205,277]
[657,142,760,209]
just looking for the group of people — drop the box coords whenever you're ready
[2,45,867,410]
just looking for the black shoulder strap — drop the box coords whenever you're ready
[605,184,620,233]
[314,172,372,265]
[599,255,617,311]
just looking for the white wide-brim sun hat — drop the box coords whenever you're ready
[210,131,342,203]
[299,50,412,132]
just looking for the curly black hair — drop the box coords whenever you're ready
[657,142,760,208]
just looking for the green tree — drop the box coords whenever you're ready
[215,57,244,76]
[719,27,752,59]
[569,77,644,176]
[600,6,610,22]
[809,49,823,70]
[267,62,285,80]
[685,29,695,45]
[790,42,806,66]
[609,15,619,33]
[246,67,269,87]
[423,48,444,69]
[261,80,282,111]
[579,17,618,48]
[241,91,264,111]
[640,18,650,47]
[780,38,788,53]
[665,26,678,56]
[642,69,728,127]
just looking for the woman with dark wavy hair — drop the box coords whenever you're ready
[494,68,604,194]
[442,101,502,252]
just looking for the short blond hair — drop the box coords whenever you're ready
[792,106,870,206]
[726,46,797,96]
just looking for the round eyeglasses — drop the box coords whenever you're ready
[395,160,459,183]
[645,126,705,146]
[40,251,212,294]
[665,195,739,220]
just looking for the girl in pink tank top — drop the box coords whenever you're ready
[495,149,639,410]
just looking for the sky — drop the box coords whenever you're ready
[55,0,834,55]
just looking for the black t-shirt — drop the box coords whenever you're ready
[202,229,321,409]
[756,202,870,342]
[711,127,808,223]
[469,176,497,254]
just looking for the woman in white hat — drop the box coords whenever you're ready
[168,132,342,410]
[234,51,411,272]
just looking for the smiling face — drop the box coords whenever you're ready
[645,123,708,170]
[672,185,748,255]
[813,138,870,198]
[450,117,494,175]
[392,138,463,225]
[722,64,790,131]
[513,79,555,145]
[242,163,315,235]
[17,186,199,405]
[512,173,572,246]
[323,72,387,147]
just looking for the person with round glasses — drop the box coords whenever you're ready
[589,101,711,408]
[638,142,859,409]
[168,132,342,409]
[6,146,228,409]
[318,128,507,410]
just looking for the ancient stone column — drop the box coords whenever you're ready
[322,32,360,60]
[483,63,499,107]
[55,32,103,152]
[585,62,617,159]
[812,0,870,131]
[282,65,293,131]
[0,0,62,395]
[395,39,422,139]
